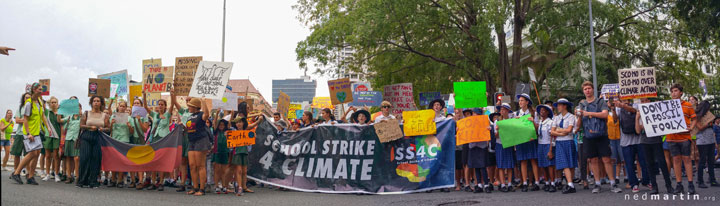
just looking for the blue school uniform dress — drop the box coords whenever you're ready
[553,113,578,170]
[495,120,515,169]
[536,117,554,168]
[514,109,538,161]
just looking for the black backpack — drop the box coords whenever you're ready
[619,107,637,134]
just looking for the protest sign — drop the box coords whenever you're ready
[528,67,537,82]
[174,56,203,96]
[142,58,161,71]
[382,83,418,116]
[514,83,530,101]
[328,78,353,105]
[638,99,687,137]
[39,79,50,96]
[277,91,290,116]
[619,67,657,100]
[295,110,304,120]
[402,110,437,136]
[212,92,238,111]
[189,61,233,99]
[143,66,174,93]
[98,70,129,97]
[114,113,129,124]
[57,99,80,116]
[110,84,119,98]
[349,91,382,107]
[374,119,404,143]
[88,78,111,98]
[311,97,334,109]
[131,106,148,118]
[352,82,371,92]
[601,83,620,100]
[128,85,142,104]
[146,92,162,107]
[691,112,715,136]
[453,81,488,108]
[226,129,256,148]
[419,92,442,106]
[497,114,537,148]
[456,115,491,145]
[288,104,302,119]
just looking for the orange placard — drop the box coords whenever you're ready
[456,115,491,145]
[226,129,257,148]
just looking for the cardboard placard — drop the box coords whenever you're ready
[456,115,491,145]
[619,67,657,100]
[691,112,716,136]
[382,83,418,117]
[288,104,302,119]
[453,81,488,108]
[638,99,687,137]
[88,78,111,98]
[419,92,442,106]
[39,79,50,96]
[146,92,162,107]
[601,83,620,100]
[528,67,537,82]
[374,119,404,143]
[143,66,174,93]
[402,109,437,136]
[226,129,257,148]
[189,61,233,99]
[277,91,290,117]
[295,110,304,120]
[98,70,129,97]
[328,78,353,105]
[311,97,334,109]
[174,56,203,96]
[349,91,382,107]
[142,58,162,71]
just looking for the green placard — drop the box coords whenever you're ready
[496,114,537,148]
[453,81,487,108]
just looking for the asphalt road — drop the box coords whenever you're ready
[2,170,719,206]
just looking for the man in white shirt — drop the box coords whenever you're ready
[374,101,395,123]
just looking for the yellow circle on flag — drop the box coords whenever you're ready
[126,145,155,165]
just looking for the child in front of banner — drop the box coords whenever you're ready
[535,104,556,192]
[109,99,133,188]
[230,102,264,196]
[467,108,492,193]
[551,98,577,194]
[142,91,174,191]
[495,103,515,192]
[514,94,540,192]
[212,112,231,194]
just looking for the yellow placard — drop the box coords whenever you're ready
[311,97,334,109]
[456,115,491,145]
[402,109,437,136]
[288,104,302,119]
[129,85,143,104]
[226,129,256,148]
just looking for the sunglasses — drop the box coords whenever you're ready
[382,106,391,108]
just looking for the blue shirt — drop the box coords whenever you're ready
[713,125,720,140]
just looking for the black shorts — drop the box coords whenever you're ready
[583,136,611,158]
[668,140,691,156]
[455,150,464,170]
[461,144,470,165]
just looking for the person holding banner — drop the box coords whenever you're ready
[466,109,493,194]
[0,110,14,171]
[230,102,264,196]
[513,94,540,192]
[11,83,48,186]
[454,110,467,191]
[108,100,133,188]
[129,98,150,190]
[374,101,395,123]
[318,108,337,125]
[535,104,556,192]
[350,109,371,125]
[142,92,173,191]
[76,95,110,188]
[9,93,30,173]
[429,99,448,122]
[634,98,673,194]
[693,101,718,188]
[61,101,81,184]
[550,98,577,194]
[667,84,697,194]
[495,103,515,192]
[300,111,314,128]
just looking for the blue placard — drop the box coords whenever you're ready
[349,91,382,107]
[419,92,442,106]
[57,99,80,116]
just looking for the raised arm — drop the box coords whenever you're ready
[247,116,264,130]
[169,88,176,115]
[201,98,210,121]
[142,92,152,115]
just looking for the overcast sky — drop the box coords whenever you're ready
[0,0,331,115]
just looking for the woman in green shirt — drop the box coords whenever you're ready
[1,109,14,171]
[142,92,174,191]
[172,94,193,192]
[42,96,63,182]
[11,83,48,185]
[109,100,133,188]
[130,98,149,189]
[62,97,81,184]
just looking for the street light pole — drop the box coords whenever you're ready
[588,0,598,97]
[222,0,226,62]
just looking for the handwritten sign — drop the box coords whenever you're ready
[143,66,174,93]
[619,67,657,100]
[311,97,334,109]
[374,119,404,143]
[295,110,304,120]
[638,99,687,137]
[456,115,491,145]
[601,83,620,100]
[349,91,382,107]
[226,129,256,148]
[174,56,203,96]
[288,104,302,119]
[382,83,418,116]
[88,78,111,98]
[277,91,290,116]
[189,61,233,99]
[131,106,148,118]
[691,112,715,136]
[328,78,353,105]
[453,81,487,108]
[419,92,442,106]
[98,70,129,98]
[402,110,437,136]
[142,58,161,71]
[212,92,238,111]
[146,92,162,107]
[129,85,142,104]
[114,113,129,124]
[39,79,50,96]
[514,83,530,101]
[58,98,80,116]
[352,82,371,92]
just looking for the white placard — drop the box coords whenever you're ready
[528,67,537,82]
[189,61,234,99]
[638,99,688,137]
[110,84,119,98]
[618,67,657,100]
[212,92,239,111]
[114,113,129,124]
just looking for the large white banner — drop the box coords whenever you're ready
[189,61,233,99]
[638,99,688,137]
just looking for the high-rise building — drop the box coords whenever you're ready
[272,76,317,103]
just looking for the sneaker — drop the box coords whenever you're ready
[176,185,186,192]
[698,183,708,188]
[222,187,228,194]
[649,187,659,195]
[632,185,639,193]
[215,187,222,194]
[11,174,23,184]
[49,172,55,179]
[709,181,720,187]
[473,186,481,193]
[117,183,124,188]
[530,184,540,191]
[500,186,508,192]
[592,185,601,194]
[55,174,61,183]
[508,185,514,192]
[521,184,528,192]
[562,185,576,194]
[108,181,116,187]
[157,185,164,191]
[148,184,158,190]
[688,183,695,194]
[26,177,39,185]
[484,186,491,193]
[611,184,622,193]
[548,185,557,193]
[42,175,50,181]
[674,184,684,194]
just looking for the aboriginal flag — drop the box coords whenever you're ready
[99,126,183,172]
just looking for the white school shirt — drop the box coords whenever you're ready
[374,114,395,123]
[515,108,531,118]
[552,113,576,141]
[537,117,553,145]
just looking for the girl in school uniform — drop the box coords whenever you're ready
[514,93,540,192]
[467,108,493,193]
[495,103,515,192]
[535,104,556,192]
[551,98,578,194]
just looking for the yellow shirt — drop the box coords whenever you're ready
[22,99,45,136]
[607,114,620,140]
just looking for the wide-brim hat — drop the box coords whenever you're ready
[472,108,483,115]
[428,99,445,109]
[351,110,371,124]
[462,109,473,115]
[495,103,512,112]
[187,98,202,108]
[516,93,533,105]
[553,98,574,110]
[536,104,554,119]
[488,112,501,121]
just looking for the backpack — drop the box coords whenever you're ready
[581,99,608,139]
[619,107,637,134]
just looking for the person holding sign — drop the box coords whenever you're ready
[535,104,556,193]
[229,102,264,196]
[129,98,150,190]
[318,108,337,125]
[10,83,49,186]
[184,97,213,196]
[108,99,133,188]
[613,98,650,193]
[575,81,621,194]
[41,97,62,183]
[513,94,540,192]
[142,91,174,191]
[374,101,395,123]
[494,103,515,193]
[666,84,697,195]
[635,98,673,194]
[171,94,194,192]
[466,109,493,194]
[61,99,81,185]
[693,101,717,189]
[550,98,577,194]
